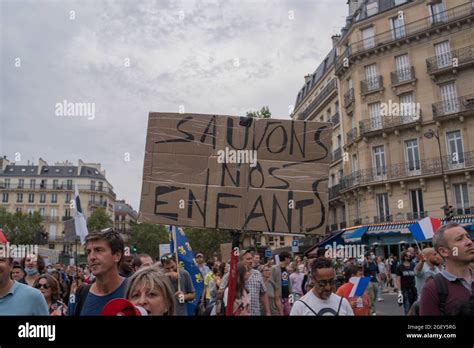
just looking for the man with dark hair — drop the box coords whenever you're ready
[420,223,474,315]
[363,253,378,315]
[75,229,127,315]
[0,257,48,315]
[271,251,292,315]
[161,253,195,316]
[290,257,353,316]
[397,251,417,315]
[132,253,153,271]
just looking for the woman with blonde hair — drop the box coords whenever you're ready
[125,267,175,316]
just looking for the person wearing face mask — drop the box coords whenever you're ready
[397,251,417,315]
[21,254,45,287]
[125,267,175,316]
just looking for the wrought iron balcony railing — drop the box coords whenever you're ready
[390,66,416,85]
[342,151,474,190]
[346,127,358,144]
[432,94,474,119]
[297,78,337,120]
[360,76,384,95]
[332,148,342,162]
[359,113,421,136]
[343,88,355,108]
[426,45,474,74]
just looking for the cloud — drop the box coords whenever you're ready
[1,0,347,210]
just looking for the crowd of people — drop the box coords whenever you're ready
[0,222,472,316]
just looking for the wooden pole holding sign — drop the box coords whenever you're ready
[226,230,241,316]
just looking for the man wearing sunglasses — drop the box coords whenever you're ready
[0,256,49,315]
[290,257,354,316]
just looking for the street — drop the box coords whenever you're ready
[375,289,405,316]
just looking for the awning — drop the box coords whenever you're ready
[342,226,368,243]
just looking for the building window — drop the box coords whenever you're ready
[115,215,119,221]
[18,179,24,189]
[4,179,10,189]
[28,193,34,203]
[405,139,420,174]
[410,189,424,219]
[66,180,73,190]
[53,179,59,189]
[395,54,411,81]
[27,208,34,216]
[368,102,381,129]
[65,208,71,217]
[435,41,452,69]
[51,193,58,203]
[40,193,46,203]
[376,193,390,222]
[361,26,375,50]
[2,193,8,203]
[98,182,103,192]
[429,1,447,24]
[16,193,23,203]
[453,183,470,214]
[372,146,387,179]
[446,130,465,169]
[40,179,47,189]
[440,82,458,114]
[391,15,405,40]
[39,208,45,217]
[366,0,378,16]
[65,193,71,204]
[16,207,22,213]
[91,181,96,190]
[50,208,57,218]
[365,64,379,90]
[400,92,416,120]
[90,195,96,204]
[279,238,285,247]
[30,179,36,189]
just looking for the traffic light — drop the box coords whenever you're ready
[132,245,138,254]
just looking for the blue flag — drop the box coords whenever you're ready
[168,225,204,316]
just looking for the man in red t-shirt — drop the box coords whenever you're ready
[420,223,474,315]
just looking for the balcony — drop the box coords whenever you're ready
[297,78,337,120]
[346,127,358,144]
[332,148,342,162]
[43,216,60,223]
[359,113,422,137]
[347,2,474,58]
[390,66,416,86]
[0,183,116,198]
[341,151,474,190]
[330,111,340,126]
[432,94,474,121]
[329,183,343,200]
[360,76,384,95]
[426,45,474,75]
[406,211,429,221]
[62,216,73,221]
[374,215,393,223]
[343,88,355,108]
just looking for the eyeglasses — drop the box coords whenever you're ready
[315,279,336,287]
[160,254,175,263]
[35,283,50,289]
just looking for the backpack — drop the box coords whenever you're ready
[73,283,92,316]
[409,273,448,316]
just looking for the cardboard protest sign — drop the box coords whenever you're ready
[140,112,331,234]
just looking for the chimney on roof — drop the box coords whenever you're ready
[304,74,312,83]
[331,35,341,47]
[38,158,48,175]
[0,156,9,172]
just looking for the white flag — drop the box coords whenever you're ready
[74,183,89,245]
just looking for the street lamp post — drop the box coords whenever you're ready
[424,128,450,219]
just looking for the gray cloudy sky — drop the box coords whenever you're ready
[1,0,347,210]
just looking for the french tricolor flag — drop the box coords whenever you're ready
[408,217,441,241]
[348,277,370,297]
[0,228,8,244]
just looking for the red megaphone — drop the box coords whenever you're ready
[101,298,148,316]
